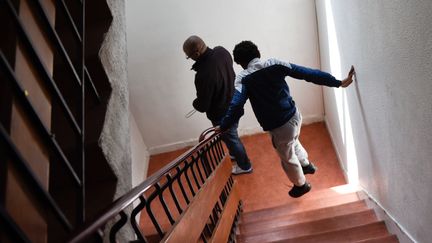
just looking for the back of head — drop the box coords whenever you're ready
[183,35,207,60]
[233,41,261,67]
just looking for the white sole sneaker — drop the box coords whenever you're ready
[232,165,253,175]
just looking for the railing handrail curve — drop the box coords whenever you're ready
[69,128,220,242]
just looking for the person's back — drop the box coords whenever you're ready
[193,46,235,122]
[238,58,297,131]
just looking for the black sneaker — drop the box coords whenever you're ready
[289,182,311,198]
[302,162,317,175]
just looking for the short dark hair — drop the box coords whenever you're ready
[233,41,261,65]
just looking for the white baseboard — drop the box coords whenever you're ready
[302,114,325,125]
[148,138,198,155]
[149,115,324,155]
[324,116,349,183]
[358,188,416,243]
[324,117,415,243]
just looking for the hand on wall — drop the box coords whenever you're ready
[340,65,355,88]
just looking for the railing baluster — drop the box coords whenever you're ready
[190,158,201,189]
[176,167,190,204]
[4,1,82,135]
[194,155,206,184]
[27,0,83,87]
[0,206,32,243]
[184,162,196,196]
[198,150,210,177]
[209,141,219,168]
[155,183,175,225]
[130,196,147,242]
[84,67,101,103]
[109,211,128,243]
[67,129,237,242]
[0,52,81,185]
[167,174,183,214]
[145,194,164,237]
[56,0,82,42]
[0,124,73,231]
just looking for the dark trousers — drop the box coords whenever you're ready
[212,120,251,170]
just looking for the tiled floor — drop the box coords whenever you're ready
[147,122,346,212]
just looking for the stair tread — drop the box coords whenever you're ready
[267,221,390,243]
[241,192,361,223]
[239,200,369,235]
[354,235,399,243]
[238,209,378,242]
[244,184,361,213]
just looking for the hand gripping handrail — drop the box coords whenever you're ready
[198,127,219,142]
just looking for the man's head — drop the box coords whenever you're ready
[233,41,261,69]
[183,35,207,61]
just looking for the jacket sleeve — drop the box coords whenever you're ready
[220,85,248,130]
[193,73,215,112]
[287,63,342,87]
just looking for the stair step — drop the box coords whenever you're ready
[268,221,390,243]
[238,209,378,242]
[239,200,369,235]
[354,235,399,243]
[244,184,361,213]
[241,192,361,223]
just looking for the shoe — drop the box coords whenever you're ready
[289,182,311,198]
[231,164,253,175]
[302,162,317,175]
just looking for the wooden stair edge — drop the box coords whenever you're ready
[239,199,368,226]
[266,221,390,243]
[243,184,361,212]
[237,209,379,242]
[238,200,370,235]
[241,192,362,223]
[354,234,399,243]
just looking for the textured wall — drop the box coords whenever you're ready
[98,0,135,240]
[126,0,323,154]
[316,1,432,242]
[99,0,131,202]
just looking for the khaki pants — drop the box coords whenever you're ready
[269,109,309,186]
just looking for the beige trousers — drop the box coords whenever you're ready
[269,109,309,186]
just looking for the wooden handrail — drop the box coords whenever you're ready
[199,127,217,142]
[69,128,221,243]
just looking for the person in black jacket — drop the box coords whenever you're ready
[183,35,252,174]
[218,41,355,197]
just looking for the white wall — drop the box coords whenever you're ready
[316,1,432,242]
[130,113,149,187]
[126,0,323,154]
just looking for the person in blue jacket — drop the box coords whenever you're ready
[217,41,355,198]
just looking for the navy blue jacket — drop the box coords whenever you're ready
[220,58,341,131]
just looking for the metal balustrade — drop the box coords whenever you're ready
[0,1,242,242]
[0,0,97,241]
[69,129,242,243]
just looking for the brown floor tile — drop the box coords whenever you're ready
[146,122,346,213]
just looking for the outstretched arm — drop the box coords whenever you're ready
[340,65,355,88]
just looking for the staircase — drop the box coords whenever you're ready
[236,185,399,243]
